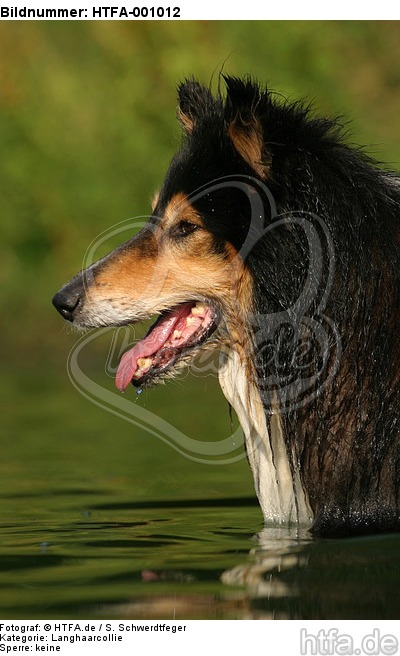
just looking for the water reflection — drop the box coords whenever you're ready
[1,489,400,620]
[85,503,400,620]
[222,527,400,619]
[3,368,399,620]
[221,527,312,601]
[101,526,313,620]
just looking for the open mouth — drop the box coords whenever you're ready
[115,301,219,391]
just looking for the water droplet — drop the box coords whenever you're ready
[136,388,143,396]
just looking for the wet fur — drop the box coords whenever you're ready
[53,76,400,536]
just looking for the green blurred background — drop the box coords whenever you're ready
[1,20,400,505]
[2,21,400,357]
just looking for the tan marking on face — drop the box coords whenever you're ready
[80,191,254,354]
[162,191,204,229]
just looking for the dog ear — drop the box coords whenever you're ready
[224,76,271,179]
[177,79,214,135]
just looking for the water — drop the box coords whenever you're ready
[2,364,400,619]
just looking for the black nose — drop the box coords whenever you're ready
[52,287,81,322]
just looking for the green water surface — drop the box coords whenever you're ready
[1,363,400,620]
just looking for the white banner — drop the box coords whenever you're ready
[0,620,399,656]
[0,0,398,20]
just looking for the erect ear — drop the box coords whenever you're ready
[177,79,214,135]
[224,76,271,179]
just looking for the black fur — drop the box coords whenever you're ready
[161,76,400,536]
[53,75,400,537]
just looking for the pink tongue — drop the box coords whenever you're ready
[115,304,192,392]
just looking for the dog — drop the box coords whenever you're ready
[53,76,400,536]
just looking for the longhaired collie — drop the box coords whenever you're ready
[53,76,400,536]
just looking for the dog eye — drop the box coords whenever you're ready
[172,221,200,238]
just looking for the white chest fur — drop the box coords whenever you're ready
[218,350,313,527]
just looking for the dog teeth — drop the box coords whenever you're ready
[191,302,206,317]
[136,357,153,371]
[186,316,197,326]
[173,330,182,339]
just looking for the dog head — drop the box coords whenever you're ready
[53,77,274,390]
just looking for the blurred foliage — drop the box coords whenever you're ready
[1,20,400,362]
[1,24,400,615]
